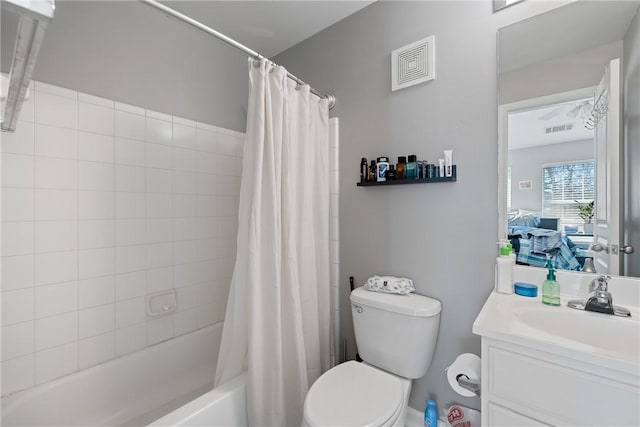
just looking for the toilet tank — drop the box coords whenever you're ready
[350,287,441,379]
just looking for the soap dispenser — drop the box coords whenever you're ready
[542,258,560,306]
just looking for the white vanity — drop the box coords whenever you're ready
[473,267,640,426]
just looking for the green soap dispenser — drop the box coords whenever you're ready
[542,258,560,306]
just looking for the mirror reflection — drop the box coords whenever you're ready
[497,0,640,277]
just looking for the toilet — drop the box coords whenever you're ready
[303,287,441,427]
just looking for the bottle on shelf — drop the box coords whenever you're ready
[360,158,368,184]
[406,154,418,179]
[396,156,406,180]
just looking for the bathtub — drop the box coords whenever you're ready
[1,323,223,426]
[148,373,247,426]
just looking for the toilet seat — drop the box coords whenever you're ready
[303,361,404,427]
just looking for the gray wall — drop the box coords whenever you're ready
[499,40,623,104]
[509,140,594,212]
[623,9,640,277]
[1,1,248,131]
[275,0,568,412]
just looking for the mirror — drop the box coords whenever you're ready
[497,0,640,277]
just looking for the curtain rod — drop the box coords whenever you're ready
[140,0,336,109]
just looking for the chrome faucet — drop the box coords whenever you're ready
[567,275,631,317]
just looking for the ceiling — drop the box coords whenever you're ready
[508,97,594,150]
[499,0,640,73]
[162,1,375,58]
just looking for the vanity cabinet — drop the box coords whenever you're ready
[481,337,639,426]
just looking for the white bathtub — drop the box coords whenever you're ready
[1,324,223,426]
[148,373,247,427]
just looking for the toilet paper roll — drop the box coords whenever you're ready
[446,353,481,397]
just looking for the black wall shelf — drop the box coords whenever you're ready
[357,165,457,187]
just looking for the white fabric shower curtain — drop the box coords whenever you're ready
[215,58,333,426]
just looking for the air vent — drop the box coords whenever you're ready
[544,123,574,134]
[391,35,436,92]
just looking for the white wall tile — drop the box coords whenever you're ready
[2,354,34,395]
[146,243,172,269]
[79,191,114,220]
[79,132,114,163]
[35,281,78,319]
[146,118,172,146]
[197,303,217,328]
[197,281,216,305]
[217,176,241,196]
[115,297,145,328]
[197,238,218,261]
[173,194,197,218]
[113,192,145,220]
[2,188,34,221]
[146,109,172,122]
[115,102,145,116]
[196,151,217,173]
[79,247,115,279]
[79,275,115,309]
[146,218,172,244]
[173,171,197,195]
[146,168,172,193]
[35,251,78,286]
[115,323,146,356]
[146,143,172,169]
[146,267,173,293]
[146,194,172,218]
[35,156,78,189]
[2,222,34,256]
[115,138,146,167]
[173,124,196,150]
[78,93,114,108]
[115,245,146,274]
[217,258,234,280]
[173,218,197,241]
[172,148,196,171]
[35,221,78,253]
[196,128,216,153]
[34,124,78,160]
[79,161,114,191]
[79,219,115,249]
[2,255,34,291]
[34,82,76,99]
[196,173,217,195]
[35,342,78,384]
[216,217,237,238]
[34,91,78,129]
[115,219,146,246]
[35,189,77,221]
[79,332,115,369]
[217,196,239,217]
[2,288,34,326]
[174,308,198,336]
[173,116,195,127]
[79,304,114,339]
[115,165,145,193]
[115,110,145,141]
[173,240,197,265]
[197,195,217,217]
[2,153,34,188]
[2,121,34,155]
[197,217,218,239]
[216,133,237,156]
[147,315,174,345]
[35,312,77,350]
[217,155,236,176]
[2,321,34,361]
[176,285,199,310]
[197,261,218,285]
[79,102,114,136]
[174,263,198,288]
[217,237,235,258]
[115,271,146,301]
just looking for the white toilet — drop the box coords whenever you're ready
[303,287,441,427]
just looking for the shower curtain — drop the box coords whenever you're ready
[215,58,333,426]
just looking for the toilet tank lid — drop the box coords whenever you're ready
[350,287,441,317]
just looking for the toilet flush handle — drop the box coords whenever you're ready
[353,304,363,314]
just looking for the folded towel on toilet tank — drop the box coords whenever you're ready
[363,276,415,295]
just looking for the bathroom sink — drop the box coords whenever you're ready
[473,292,640,374]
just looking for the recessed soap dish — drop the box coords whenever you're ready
[147,289,177,317]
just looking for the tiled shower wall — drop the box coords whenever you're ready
[1,81,243,396]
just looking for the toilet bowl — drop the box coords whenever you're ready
[303,287,441,427]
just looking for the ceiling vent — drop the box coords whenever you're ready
[544,123,574,134]
[391,35,436,92]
